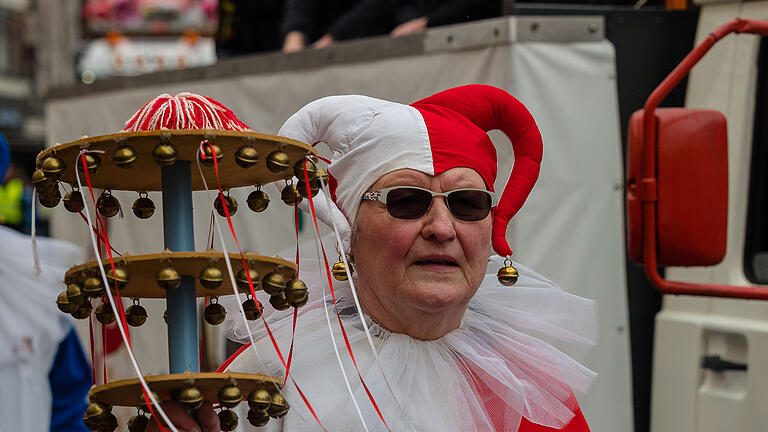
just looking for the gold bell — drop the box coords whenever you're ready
[132,196,155,219]
[247,388,272,412]
[203,302,227,325]
[156,266,181,290]
[95,302,116,325]
[242,298,263,320]
[235,267,259,292]
[112,145,137,168]
[83,401,111,430]
[280,183,302,206]
[261,272,286,295]
[57,291,78,313]
[174,386,204,410]
[137,391,161,412]
[199,142,223,167]
[296,178,319,199]
[127,414,149,432]
[246,189,270,212]
[77,153,101,174]
[218,384,243,408]
[266,150,290,173]
[293,158,317,180]
[317,168,329,187]
[125,304,148,327]
[247,409,270,427]
[40,155,66,178]
[497,260,519,286]
[234,145,259,168]
[199,265,224,290]
[83,276,105,298]
[214,194,238,217]
[218,409,239,431]
[267,393,290,418]
[285,279,309,308]
[269,292,290,311]
[31,169,51,188]
[63,190,85,213]
[163,309,168,324]
[38,189,61,208]
[97,192,120,218]
[66,282,85,303]
[106,266,129,289]
[71,301,93,319]
[152,142,177,166]
[331,261,349,281]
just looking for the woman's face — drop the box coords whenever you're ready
[351,167,492,337]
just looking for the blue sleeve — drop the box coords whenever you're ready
[48,327,91,432]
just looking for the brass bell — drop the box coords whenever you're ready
[132,196,155,219]
[106,266,129,289]
[266,150,290,173]
[83,401,111,430]
[86,413,117,432]
[174,386,204,410]
[199,265,224,290]
[235,267,259,292]
[31,169,50,188]
[71,301,93,320]
[125,304,148,327]
[317,169,329,187]
[199,142,223,167]
[332,261,349,281]
[63,190,85,213]
[261,272,286,295]
[218,409,239,431]
[497,262,519,286]
[137,391,160,412]
[38,190,61,208]
[267,393,290,418]
[293,158,317,180]
[77,153,101,174]
[113,145,137,168]
[218,384,243,408]
[203,302,226,325]
[127,413,149,432]
[242,298,263,320]
[95,302,116,325]
[83,276,105,298]
[97,192,120,218]
[214,194,238,217]
[269,292,290,311]
[247,388,272,412]
[66,282,85,303]
[152,142,177,166]
[40,155,65,178]
[280,184,302,206]
[285,279,309,308]
[246,189,270,212]
[57,291,78,313]
[247,409,270,427]
[156,266,181,290]
[163,309,168,324]
[234,145,259,168]
[296,178,319,199]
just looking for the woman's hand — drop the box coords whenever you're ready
[391,17,428,37]
[283,31,307,53]
[312,34,335,48]
[146,400,220,432]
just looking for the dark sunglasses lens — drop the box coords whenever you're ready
[447,190,492,221]
[386,188,433,219]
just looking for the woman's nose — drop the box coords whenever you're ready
[421,197,456,241]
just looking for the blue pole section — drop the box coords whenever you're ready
[162,161,200,373]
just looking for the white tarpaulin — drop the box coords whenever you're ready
[45,17,632,432]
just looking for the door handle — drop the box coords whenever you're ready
[701,355,748,372]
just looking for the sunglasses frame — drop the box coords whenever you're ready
[362,186,498,221]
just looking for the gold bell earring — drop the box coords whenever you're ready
[331,254,353,281]
[497,258,519,286]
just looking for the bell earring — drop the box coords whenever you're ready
[332,254,354,281]
[497,258,519,286]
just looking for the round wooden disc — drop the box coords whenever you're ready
[88,371,282,407]
[65,250,296,298]
[36,129,316,192]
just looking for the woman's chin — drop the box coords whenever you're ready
[403,283,472,315]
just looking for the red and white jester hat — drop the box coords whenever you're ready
[278,84,542,257]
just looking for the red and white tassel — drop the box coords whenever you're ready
[122,92,251,132]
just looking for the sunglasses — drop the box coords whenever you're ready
[362,186,498,221]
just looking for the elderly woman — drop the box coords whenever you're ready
[152,85,597,431]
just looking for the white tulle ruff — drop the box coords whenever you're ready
[219,249,598,432]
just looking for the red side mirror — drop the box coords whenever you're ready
[627,108,728,266]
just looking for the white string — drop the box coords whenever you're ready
[74,150,179,432]
[30,188,41,276]
[123,93,250,132]
[315,163,407,419]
